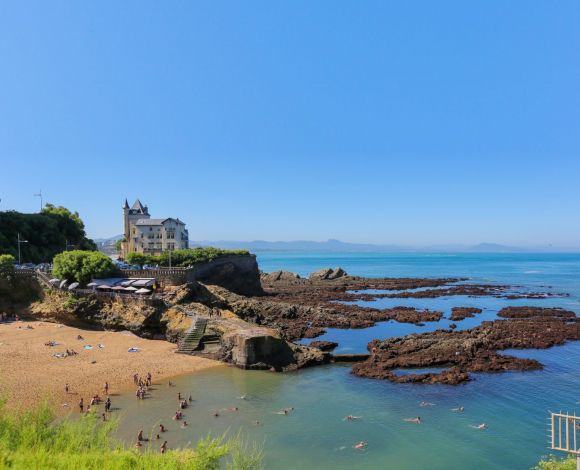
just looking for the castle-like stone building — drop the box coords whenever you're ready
[121,199,189,258]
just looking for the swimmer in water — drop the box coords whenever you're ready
[254,420,261,426]
[470,423,488,429]
[239,395,247,400]
[404,417,421,424]
[227,406,239,412]
[343,415,361,421]
[276,409,289,415]
[419,401,435,407]
[181,421,188,428]
[353,441,367,450]
[451,406,464,412]
[213,411,219,417]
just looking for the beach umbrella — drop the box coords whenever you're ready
[111,286,125,291]
[135,288,151,294]
[49,278,60,285]
[97,285,111,289]
[59,280,68,289]
[86,282,98,287]
[68,282,80,290]
[125,286,138,291]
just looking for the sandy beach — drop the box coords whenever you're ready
[0,320,222,411]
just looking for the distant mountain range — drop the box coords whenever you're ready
[91,236,566,253]
[188,239,527,252]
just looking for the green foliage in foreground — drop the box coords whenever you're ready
[531,455,577,470]
[0,401,262,470]
[53,250,117,284]
[126,247,250,268]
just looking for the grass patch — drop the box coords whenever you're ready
[0,400,262,469]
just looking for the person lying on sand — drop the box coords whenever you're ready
[353,441,367,449]
[404,417,421,424]
[343,415,361,421]
[451,406,464,412]
[470,423,488,429]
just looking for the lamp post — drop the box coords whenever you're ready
[17,233,28,265]
[33,191,43,212]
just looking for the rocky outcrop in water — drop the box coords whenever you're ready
[308,340,338,351]
[309,267,348,281]
[352,313,580,384]
[449,307,482,321]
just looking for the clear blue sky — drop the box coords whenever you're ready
[1,1,579,248]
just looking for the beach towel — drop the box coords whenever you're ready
[127,347,140,353]
[83,345,93,350]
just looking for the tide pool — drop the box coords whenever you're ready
[115,252,580,469]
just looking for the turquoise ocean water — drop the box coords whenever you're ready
[115,252,580,469]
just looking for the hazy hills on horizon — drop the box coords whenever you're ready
[93,236,566,253]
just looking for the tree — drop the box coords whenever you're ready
[114,238,124,253]
[53,251,117,284]
[0,206,96,263]
[125,252,152,267]
[0,254,15,280]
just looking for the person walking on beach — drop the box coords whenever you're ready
[79,398,84,413]
[104,382,109,395]
[64,383,69,394]
[105,397,111,412]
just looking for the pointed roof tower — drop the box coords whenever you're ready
[130,199,149,215]
[123,198,129,209]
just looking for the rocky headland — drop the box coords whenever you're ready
[13,261,580,382]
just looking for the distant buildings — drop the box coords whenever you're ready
[121,199,188,257]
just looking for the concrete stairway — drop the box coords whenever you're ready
[177,317,208,354]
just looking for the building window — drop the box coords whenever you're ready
[166,230,175,239]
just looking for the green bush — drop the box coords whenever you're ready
[0,401,262,469]
[531,455,577,470]
[126,247,249,268]
[0,254,15,280]
[53,250,117,284]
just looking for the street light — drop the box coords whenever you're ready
[33,190,43,212]
[17,233,28,265]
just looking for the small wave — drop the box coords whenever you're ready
[524,270,540,274]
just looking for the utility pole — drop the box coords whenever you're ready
[17,233,28,264]
[33,190,43,212]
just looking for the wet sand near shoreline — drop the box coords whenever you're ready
[0,320,222,412]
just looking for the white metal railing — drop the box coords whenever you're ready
[550,411,580,470]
